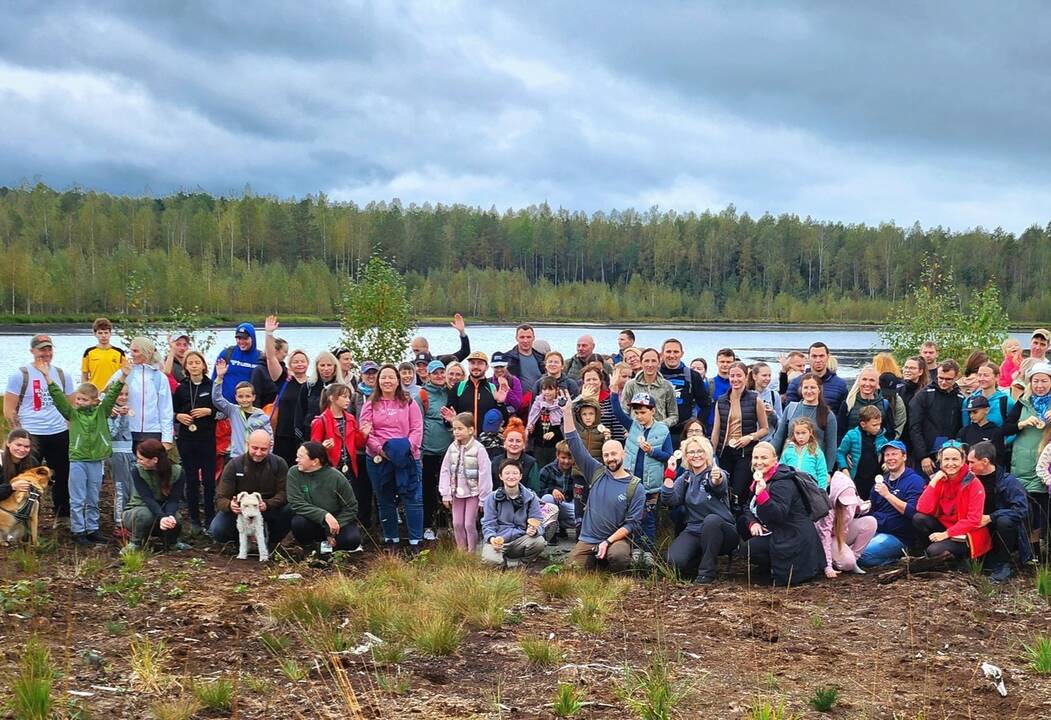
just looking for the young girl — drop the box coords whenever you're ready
[749,362,782,440]
[815,470,878,577]
[527,377,564,470]
[173,351,217,536]
[212,358,273,458]
[108,386,135,539]
[779,418,830,489]
[310,384,365,480]
[439,412,493,551]
[999,339,1023,389]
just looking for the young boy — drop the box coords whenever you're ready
[540,441,576,540]
[108,384,135,539]
[47,357,130,546]
[212,358,273,458]
[81,317,125,390]
[957,395,1006,463]
[477,409,505,458]
[526,377,564,470]
[837,405,888,501]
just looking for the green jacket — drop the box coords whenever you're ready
[287,466,358,528]
[1010,398,1045,494]
[126,463,185,519]
[48,379,124,461]
[420,382,452,456]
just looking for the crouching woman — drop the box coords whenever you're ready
[287,441,361,552]
[662,435,739,585]
[480,460,548,567]
[121,439,188,553]
[740,442,825,586]
[912,441,991,560]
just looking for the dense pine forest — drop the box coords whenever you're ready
[1,183,1049,323]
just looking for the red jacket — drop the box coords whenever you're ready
[310,409,364,476]
[916,465,992,558]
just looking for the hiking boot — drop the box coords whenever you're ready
[112,526,131,540]
[72,533,92,547]
[989,564,1012,583]
[171,542,192,552]
[423,528,436,541]
[85,531,107,544]
[694,574,715,586]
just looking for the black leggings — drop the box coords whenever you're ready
[718,445,754,512]
[912,513,970,560]
[666,515,739,580]
[290,515,362,551]
[31,430,70,518]
[421,453,443,530]
[177,434,217,526]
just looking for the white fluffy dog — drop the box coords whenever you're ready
[236,491,269,562]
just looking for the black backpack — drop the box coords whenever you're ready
[789,470,833,521]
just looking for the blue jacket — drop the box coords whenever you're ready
[979,467,1033,564]
[836,426,888,478]
[212,323,261,402]
[610,394,672,494]
[481,486,544,542]
[868,467,925,543]
[961,389,1013,430]
[381,437,421,495]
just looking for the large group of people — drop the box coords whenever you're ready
[1,316,1048,588]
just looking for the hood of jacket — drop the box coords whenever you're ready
[828,470,862,508]
[233,323,258,353]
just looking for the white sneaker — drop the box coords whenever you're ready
[423,528,436,541]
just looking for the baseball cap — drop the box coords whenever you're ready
[490,351,509,368]
[466,351,489,364]
[482,409,504,433]
[360,361,379,374]
[881,440,907,455]
[414,351,433,364]
[1033,328,1050,342]
[30,334,53,350]
[427,360,446,374]
[173,333,191,343]
[629,392,656,409]
[964,395,990,411]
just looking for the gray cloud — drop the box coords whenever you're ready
[0,1,1048,231]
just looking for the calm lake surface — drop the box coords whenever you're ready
[0,324,1032,385]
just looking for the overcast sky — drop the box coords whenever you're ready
[1,1,1048,232]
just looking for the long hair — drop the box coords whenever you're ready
[788,417,819,454]
[311,350,346,385]
[797,373,829,431]
[873,352,901,378]
[369,364,410,406]
[1,429,34,482]
[845,365,878,410]
[136,439,173,495]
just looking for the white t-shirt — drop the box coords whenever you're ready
[5,365,74,435]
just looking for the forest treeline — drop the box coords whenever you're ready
[1,182,1049,322]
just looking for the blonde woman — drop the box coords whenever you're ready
[297,350,345,439]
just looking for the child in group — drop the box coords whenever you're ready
[108,384,135,539]
[212,358,273,458]
[575,399,608,461]
[999,338,1023,389]
[47,357,130,546]
[539,440,576,539]
[836,405,888,501]
[310,384,365,479]
[780,418,830,489]
[957,395,1006,462]
[439,412,493,551]
[81,317,125,390]
[527,377,564,470]
[749,362,782,440]
[477,409,505,458]
[815,470,878,577]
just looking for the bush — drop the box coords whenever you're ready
[808,685,839,712]
[339,255,414,364]
[617,651,692,720]
[1023,634,1051,674]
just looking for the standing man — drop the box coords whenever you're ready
[213,322,261,402]
[908,359,965,476]
[610,329,635,365]
[1029,329,1049,361]
[659,338,710,445]
[4,334,75,527]
[411,313,471,365]
[566,335,601,381]
[162,333,191,383]
[785,342,849,414]
[505,324,545,393]
[920,341,939,383]
[443,351,509,435]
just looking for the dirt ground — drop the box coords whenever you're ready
[2,497,1049,720]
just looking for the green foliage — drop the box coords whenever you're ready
[617,652,692,720]
[8,635,55,720]
[745,699,798,720]
[10,547,39,573]
[119,546,148,573]
[339,255,413,364]
[119,279,217,354]
[808,685,839,712]
[1036,566,1051,598]
[411,614,463,656]
[149,697,201,720]
[879,256,1009,364]
[191,678,234,710]
[519,638,561,667]
[0,579,51,616]
[277,658,307,682]
[375,669,412,695]
[551,683,585,718]
[1023,634,1051,674]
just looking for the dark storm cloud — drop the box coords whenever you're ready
[0,1,1048,230]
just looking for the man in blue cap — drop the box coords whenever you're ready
[213,322,261,402]
[858,440,926,567]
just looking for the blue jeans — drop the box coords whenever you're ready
[366,457,423,543]
[69,460,104,535]
[108,452,135,526]
[858,533,908,568]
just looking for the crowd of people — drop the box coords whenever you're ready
[1,316,1047,587]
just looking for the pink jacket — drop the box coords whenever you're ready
[815,471,864,571]
[360,396,423,460]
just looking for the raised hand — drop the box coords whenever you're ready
[215,358,228,378]
[120,357,133,376]
[451,313,466,335]
[265,314,279,334]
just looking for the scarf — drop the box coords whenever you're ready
[1032,392,1051,421]
[358,382,373,397]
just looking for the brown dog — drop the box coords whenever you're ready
[0,467,53,546]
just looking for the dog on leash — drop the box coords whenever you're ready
[236,491,268,562]
[0,467,53,546]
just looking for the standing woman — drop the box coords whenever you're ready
[749,362,782,440]
[445,361,466,389]
[172,351,217,536]
[272,349,310,467]
[899,355,927,410]
[961,361,1012,429]
[360,364,424,551]
[711,361,769,511]
[1000,362,1051,552]
[349,361,378,531]
[771,373,838,470]
[119,337,174,451]
[838,365,904,441]
[297,350,344,440]
[420,361,453,541]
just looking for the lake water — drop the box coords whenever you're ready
[0,323,1032,385]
